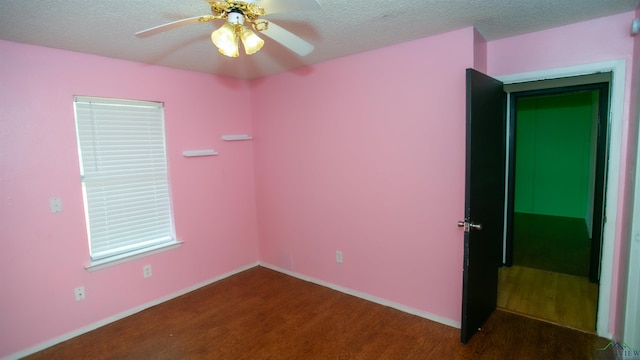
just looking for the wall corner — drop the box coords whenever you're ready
[473,28,488,73]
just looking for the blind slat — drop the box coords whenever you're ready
[91,228,172,249]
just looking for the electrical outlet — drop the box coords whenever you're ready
[336,251,343,264]
[143,265,152,278]
[74,286,85,301]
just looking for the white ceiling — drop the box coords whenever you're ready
[0,0,638,80]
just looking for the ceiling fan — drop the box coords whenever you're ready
[135,0,320,58]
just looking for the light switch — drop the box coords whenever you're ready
[49,197,62,213]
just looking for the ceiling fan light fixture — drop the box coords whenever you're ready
[135,1,317,62]
[240,26,264,55]
[211,21,239,57]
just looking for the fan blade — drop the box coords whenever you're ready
[257,0,320,15]
[135,16,214,38]
[260,21,313,56]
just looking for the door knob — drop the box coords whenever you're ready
[457,220,482,232]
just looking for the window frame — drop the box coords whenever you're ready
[73,96,180,270]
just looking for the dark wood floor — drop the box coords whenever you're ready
[25,266,609,359]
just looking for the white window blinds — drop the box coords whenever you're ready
[74,96,175,261]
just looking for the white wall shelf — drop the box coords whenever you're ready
[221,134,252,141]
[182,149,219,157]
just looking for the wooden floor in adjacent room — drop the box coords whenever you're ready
[498,265,598,333]
[25,266,609,360]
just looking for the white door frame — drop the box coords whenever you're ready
[496,59,627,339]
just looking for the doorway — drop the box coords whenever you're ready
[497,77,611,333]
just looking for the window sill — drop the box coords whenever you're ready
[85,241,183,272]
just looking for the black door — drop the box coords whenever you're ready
[460,69,506,344]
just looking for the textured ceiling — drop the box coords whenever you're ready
[0,0,638,79]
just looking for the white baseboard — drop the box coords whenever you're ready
[258,262,461,329]
[5,262,259,360]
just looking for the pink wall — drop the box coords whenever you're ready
[251,27,477,323]
[617,5,640,338]
[0,40,259,357]
[488,11,638,337]
[488,12,636,76]
[252,10,638,337]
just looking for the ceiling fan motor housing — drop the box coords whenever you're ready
[228,11,244,25]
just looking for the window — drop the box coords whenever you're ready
[74,96,177,267]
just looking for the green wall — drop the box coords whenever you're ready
[514,91,598,220]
